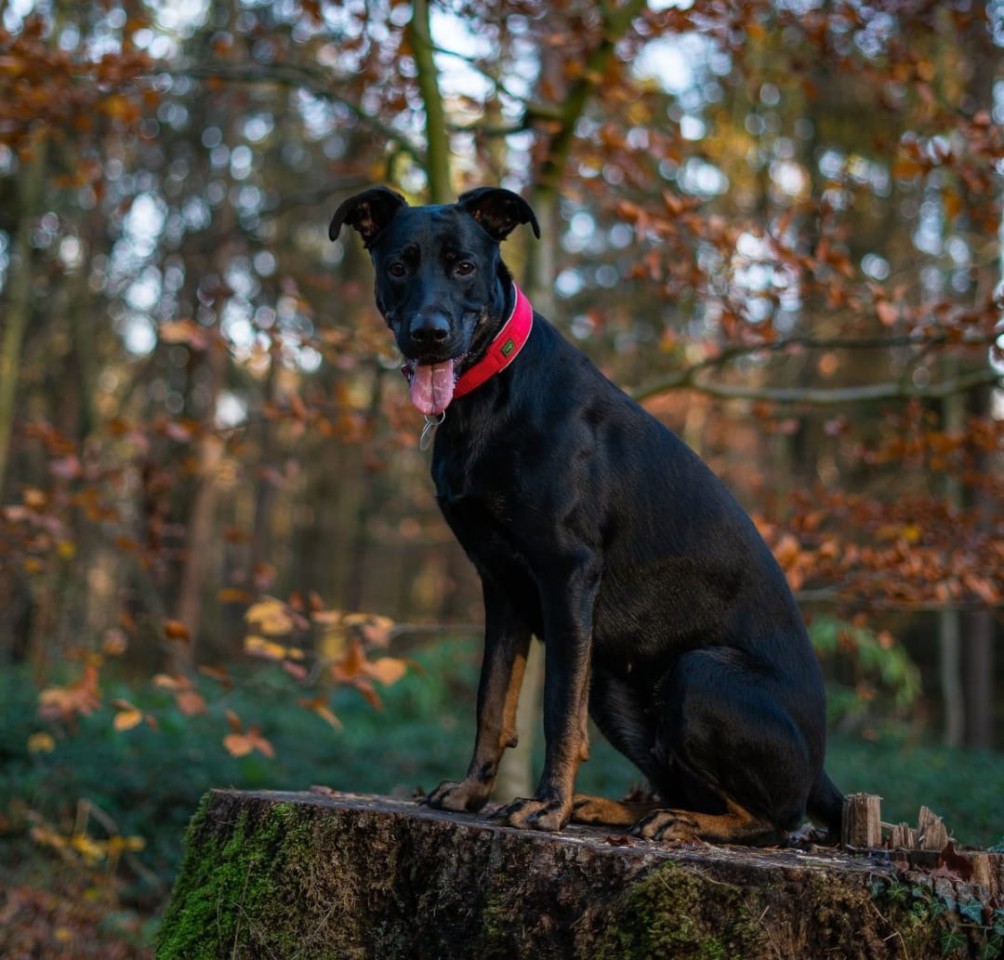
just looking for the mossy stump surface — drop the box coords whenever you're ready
[159,790,1003,960]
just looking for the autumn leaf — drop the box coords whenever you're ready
[152,673,186,691]
[38,662,102,722]
[113,707,144,732]
[875,300,898,327]
[244,634,290,661]
[30,824,68,853]
[158,319,209,349]
[930,841,975,883]
[353,681,383,711]
[772,533,801,569]
[223,725,275,760]
[343,612,395,647]
[164,420,194,442]
[70,832,106,864]
[163,620,191,642]
[27,732,56,753]
[175,690,207,717]
[331,639,408,691]
[244,597,294,636]
[223,733,254,757]
[282,661,309,682]
[368,657,407,686]
[106,834,146,855]
[962,573,1001,605]
[247,729,276,759]
[330,638,368,683]
[101,629,128,656]
[299,696,343,730]
[22,487,48,510]
[198,664,234,688]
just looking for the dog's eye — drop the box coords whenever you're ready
[454,260,475,277]
[387,262,407,279]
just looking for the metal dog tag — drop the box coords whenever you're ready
[419,412,445,451]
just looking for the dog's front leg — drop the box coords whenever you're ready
[498,563,597,832]
[423,583,531,814]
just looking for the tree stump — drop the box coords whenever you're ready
[158,790,1004,960]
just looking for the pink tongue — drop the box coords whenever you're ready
[409,359,456,416]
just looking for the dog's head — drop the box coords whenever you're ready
[330,187,539,415]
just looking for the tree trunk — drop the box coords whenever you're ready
[159,789,1003,960]
[409,0,451,203]
[0,135,47,500]
[963,609,995,750]
[172,343,227,668]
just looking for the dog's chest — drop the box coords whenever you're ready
[433,465,511,529]
[431,448,526,552]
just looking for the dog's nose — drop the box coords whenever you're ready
[410,312,451,345]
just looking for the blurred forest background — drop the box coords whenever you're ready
[1,0,1002,955]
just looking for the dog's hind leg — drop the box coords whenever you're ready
[631,798,785,846]
[571,794,662,827]
[640,646,822,845]
[567,668,666,827]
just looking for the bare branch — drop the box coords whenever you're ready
[633,330,1001,405]
[159,62,424,163]
[637,365,1000,406]
[535,0,649,192]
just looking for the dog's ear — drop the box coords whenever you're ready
[329,187,407,246]
[457,187,541,242]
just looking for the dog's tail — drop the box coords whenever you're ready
[807,769,844,841]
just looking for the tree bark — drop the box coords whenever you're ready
[159,789,1004,960]
[408,0,451,203]
[0,136,47,500]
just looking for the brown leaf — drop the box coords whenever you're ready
[244,597,294,636]
[113,706,144,732]
[164,620,191,642]
[153,673,189,691]
[101,629,128,656]
[244,634,288,661]
[175,690,207,717]
[773,533,801,569]
[875,300,898,327]
[282,660,309,682]
[368,657,407,686]
[331,639,368,683]
[223,733,253,758]
[937,841,973,881]
[299,697,343,731]
[198,664,234,688]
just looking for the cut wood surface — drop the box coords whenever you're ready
[158,789,1004,960]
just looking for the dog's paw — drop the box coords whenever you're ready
[570,794,638,827]
[494,796,571,832]
[630,808,701,842]
[421,779,490,813]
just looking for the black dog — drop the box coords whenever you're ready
[330,186,843,845]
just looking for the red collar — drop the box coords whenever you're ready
[453,283,534,399]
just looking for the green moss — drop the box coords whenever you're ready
[593,863,767,960]
[478,889,517,954]
[157,795,324,960]
[592,862,981,960]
